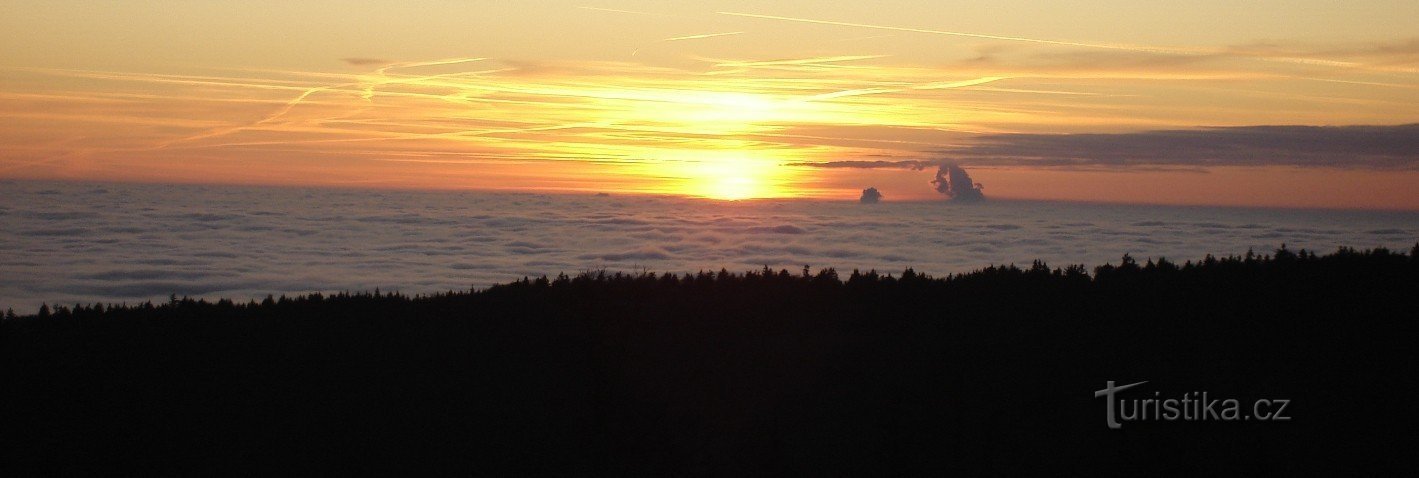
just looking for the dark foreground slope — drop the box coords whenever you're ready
[4,247,1418,476]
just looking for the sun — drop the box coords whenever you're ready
[562,88,822,200]
[706,173,760,201]
[669,153,794,200]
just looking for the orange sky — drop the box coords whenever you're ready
[3,1,1418,208]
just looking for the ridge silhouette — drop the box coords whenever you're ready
[3,245,1417,475]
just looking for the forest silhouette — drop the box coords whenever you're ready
[3,245,1417,475]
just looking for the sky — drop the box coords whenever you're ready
[3,0,1418,209]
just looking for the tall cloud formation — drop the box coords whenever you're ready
[931,164,985,202]
[943,124,1419,169]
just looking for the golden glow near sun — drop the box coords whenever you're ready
[693,162,762,201]
[3,1,1419,207]
[674,153,794,200]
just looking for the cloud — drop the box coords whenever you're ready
[793,159,937,170]
[859,187,882,204]
[1223,38,1419,73]
[2,181,1414,314]
[944,124,1419,169]
[745,225,808,234]
[10,44,1415,188]
[585,246,676,261]
[342,58,391,66]
[930,164,985,202]
[789,159,986,201]
[794,124,1419,170]
[720,11,1419,75]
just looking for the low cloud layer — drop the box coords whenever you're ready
[3,181,1415,313]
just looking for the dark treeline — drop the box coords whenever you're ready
[3,246,1418,475]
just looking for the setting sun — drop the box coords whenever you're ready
[691,157,768,200]
[644,152,797,200]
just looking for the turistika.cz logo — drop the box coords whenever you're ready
[1094,381,1291,429]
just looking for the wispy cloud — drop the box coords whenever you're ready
[958,124,1419,169]
[709,54,888,70]
[717,11,1202,55]
[577,5,671,17]
[795,124,1419,170]
[718,11,1419,76]
[342,58,390,66]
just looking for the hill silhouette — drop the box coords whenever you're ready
[3,245,1417,475]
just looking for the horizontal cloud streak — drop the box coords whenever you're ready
[794,124,1419,170]
[949,124,1419,169]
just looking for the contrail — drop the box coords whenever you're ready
[1289,76,1419,90]
[634,32,746,56]
[717,11,1200,55]
[914,76,1008,90]
[714,54,886,68]
[376,57,487,74]
[969,86,1118,96]
[272,58,486,122]
[260,85,336,124]
[2,66,314,92]
[663,31,744,42]
[717,12,1393,72]
[160,57,489,149]
[368,57,487,99]
[800,75,1008,102]
[151,81,354,150]
[577,6,668,16]
[801,87,898,101]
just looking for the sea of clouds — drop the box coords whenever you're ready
[2,180,1416,312]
